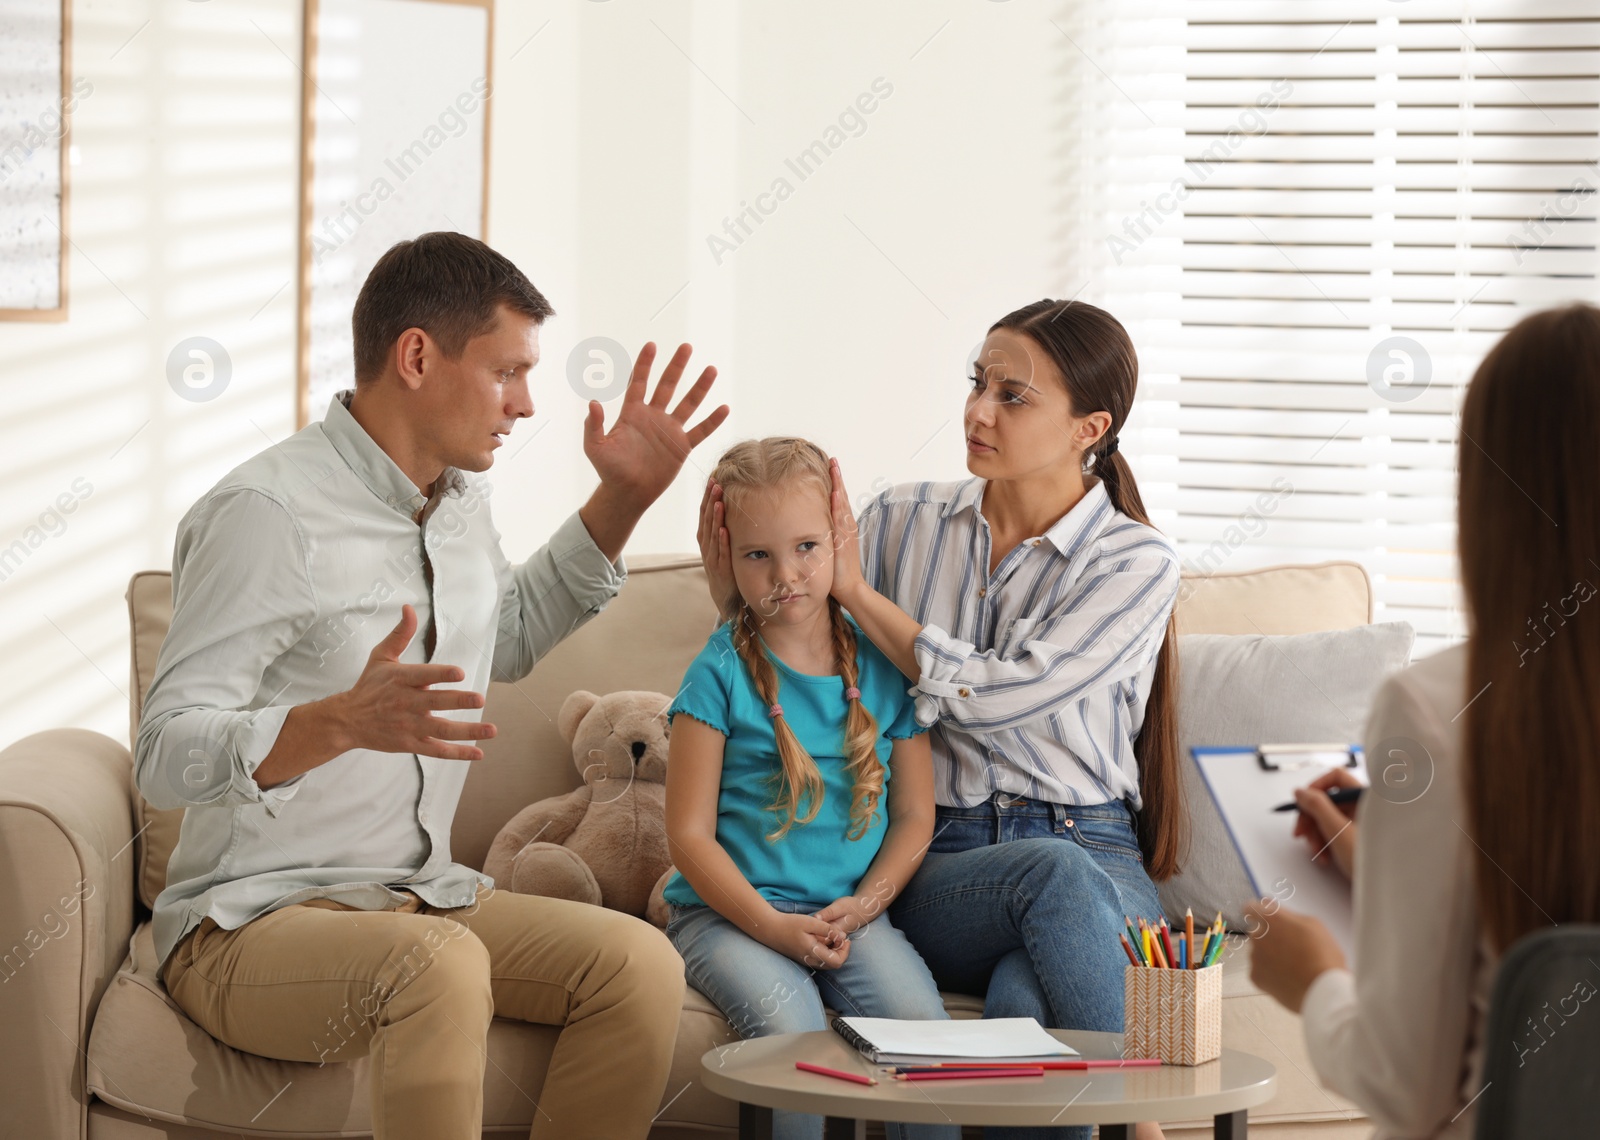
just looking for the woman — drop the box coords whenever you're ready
[699,299,1182,1140]
[1246,303,1600,1138]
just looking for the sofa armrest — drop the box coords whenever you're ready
[0,728,138,1140]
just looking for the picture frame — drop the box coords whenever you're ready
[0,0,74,321]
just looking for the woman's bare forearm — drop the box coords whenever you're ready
[836,580,924,682]
[253,695,352,789]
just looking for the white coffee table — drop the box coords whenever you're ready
[700,1028,1276,1138]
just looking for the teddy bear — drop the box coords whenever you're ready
[483,689,677,927]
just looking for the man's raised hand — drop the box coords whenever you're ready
[335,604,496,761]
[582,342,729,508]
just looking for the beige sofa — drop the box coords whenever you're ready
[0,555,1379,1139]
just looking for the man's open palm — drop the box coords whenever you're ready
[582,342,729,504]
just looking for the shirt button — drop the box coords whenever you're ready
[1031,539,1042,547]
[958,687,970,697]
[978,587,987,598]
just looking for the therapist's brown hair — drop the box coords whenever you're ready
[990,300,1185,880]
[1459,302,1600,952]
[352,232,553,384]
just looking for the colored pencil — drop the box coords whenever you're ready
[1185,907,1195,968]
[916,1060,1163,1071]
[1158,919,1177,969]
[895,1067,1044,1082]
[1178,933,1187,970]
[1148,922,1169,968]
[1120,932,1141,966]
[795,1061,876,1085]
[1204,928,1226,968]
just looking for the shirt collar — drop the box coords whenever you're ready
[940,478,986,520]
[1041,478,1114,558]
[943,476,1115,559]
[322,388,466,518]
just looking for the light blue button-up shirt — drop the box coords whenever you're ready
[135,390,626,972]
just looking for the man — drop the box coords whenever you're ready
[135,231,729,1140]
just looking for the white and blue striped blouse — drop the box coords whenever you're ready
[856,477,1181,810]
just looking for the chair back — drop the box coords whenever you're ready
[1475,924,1600,1138]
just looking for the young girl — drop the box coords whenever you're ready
[663,438,960,1140]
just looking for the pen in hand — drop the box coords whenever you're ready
[1273,785,1364,812]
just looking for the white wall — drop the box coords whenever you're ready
[0,0,1075,751]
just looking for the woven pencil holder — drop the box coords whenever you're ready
[1123,964,1223,1065]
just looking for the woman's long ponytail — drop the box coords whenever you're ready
[992,301,1186,880]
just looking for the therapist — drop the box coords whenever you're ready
[1245,302,1600,1139]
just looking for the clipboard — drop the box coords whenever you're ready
[1191,745,1367,964]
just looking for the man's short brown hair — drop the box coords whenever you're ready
[351,231,554,384]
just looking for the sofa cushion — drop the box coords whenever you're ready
[127,571,183,914]
[459,556,721,875]
[85,922,743,1137]
[1174,560,1372,635]
[1158,622,1416,930]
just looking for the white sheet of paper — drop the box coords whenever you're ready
[1191,747,1366,965]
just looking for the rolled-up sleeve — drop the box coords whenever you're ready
[490,508,628,683]
[134,488,319,816]
[910,548,1179,731]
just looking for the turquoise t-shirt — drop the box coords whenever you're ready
[663,615,929,908]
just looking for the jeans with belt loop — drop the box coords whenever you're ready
[888,792,1165,1140]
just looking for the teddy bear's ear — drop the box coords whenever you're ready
[558,691,600,742]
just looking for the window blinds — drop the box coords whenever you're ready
[1069,1,1600,649]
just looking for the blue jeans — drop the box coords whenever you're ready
[667,899,961,1140]
[888,794,1164,1140]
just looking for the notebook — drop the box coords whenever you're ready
[831,1016,1081,1065]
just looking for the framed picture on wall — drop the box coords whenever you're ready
[297,0,494,427]
[0,0,76,321]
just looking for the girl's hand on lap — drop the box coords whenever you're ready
[827,458,866,607]
[814,893,876,937]
[696,475,735,619]
[765,910,852,970]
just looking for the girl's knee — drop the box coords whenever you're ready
[731,976,826,1039]
[876,986,953,1022]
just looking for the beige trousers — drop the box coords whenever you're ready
[161,882,685,1140]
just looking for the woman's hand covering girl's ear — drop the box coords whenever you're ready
[828,458,867,606]
[697,476,736,620]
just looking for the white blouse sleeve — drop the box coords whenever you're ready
[1300,664,1479,1136]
